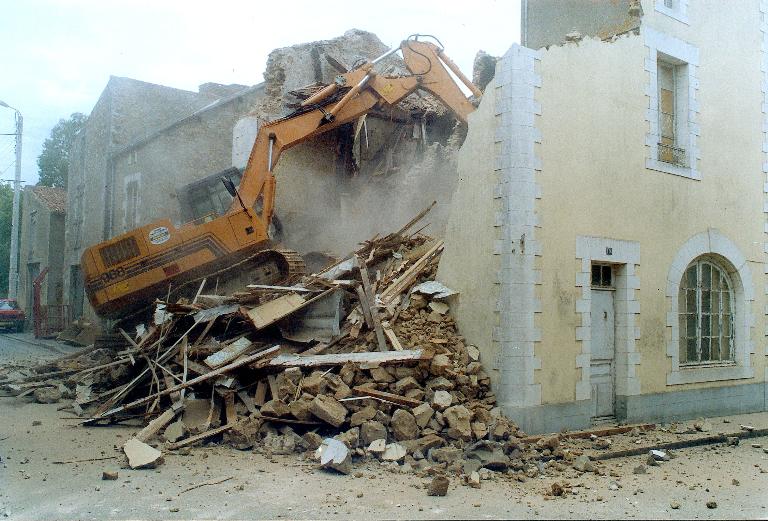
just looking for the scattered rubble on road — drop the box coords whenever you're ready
[3,208,768,497]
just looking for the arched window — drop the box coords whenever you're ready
[678,258,734,364]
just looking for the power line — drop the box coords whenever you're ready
[0,161,15,176]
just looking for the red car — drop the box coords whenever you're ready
[0,299,25,332]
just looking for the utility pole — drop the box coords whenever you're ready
[0,100,22,299]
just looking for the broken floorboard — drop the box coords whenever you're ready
[86,346,280,421]
[166,424,233,450]
[267,349,427,369]
[351,386,423,408]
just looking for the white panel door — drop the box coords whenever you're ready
[591,289,615,418]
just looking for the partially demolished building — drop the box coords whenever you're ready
[46,2,768,435]
[440,0,768,432]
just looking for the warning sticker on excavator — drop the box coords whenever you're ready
[149,226,170,245]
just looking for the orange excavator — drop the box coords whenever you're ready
[81,35,482,319]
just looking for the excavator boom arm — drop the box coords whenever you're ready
[81,36,480,319]
[232,38,481,224]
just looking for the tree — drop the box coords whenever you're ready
[37,112,86,189]
[0,184,15,297]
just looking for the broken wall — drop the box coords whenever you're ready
[523,0,641,49]
[234,30,465,257]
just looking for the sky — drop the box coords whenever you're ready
[0,0,521,187]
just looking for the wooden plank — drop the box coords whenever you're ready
[521,423,656,443]
[261,416,322,426]
[352,386,423,408]
[204,337,253,369]
[353,286,374,329]
[382,321,404,351]
[185,359,211,376]
[224,393,237,425]
[357,256,388,352]
[135,407,179,442]
[268,349,427,369]
[592,428,768,461]
[163,374,182,404]
[243,288,337,331]
[267,375,279,401]
[380,240,444,305]
[166,424,233,450]
[253,380,267,406]
[192,278,207,304]
[88,346,280,420]
[118,328,140,349]
[245,284,316,293]
[244,293,307,329]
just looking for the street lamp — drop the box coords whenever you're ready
[0,99,22,300]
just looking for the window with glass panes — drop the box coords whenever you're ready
[678,259,734,364]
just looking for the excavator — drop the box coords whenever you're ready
[81,35,482,319]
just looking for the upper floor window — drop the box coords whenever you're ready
[644,28,699,180]
[655,0,689,24]
[678,258,734,365]
[657,56,689,168]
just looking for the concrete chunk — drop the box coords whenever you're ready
[310,395,347,427]
[427,475,449,496]
[432,390,452,410]
[390,409,419,441]
[381,443,406,462]
[123,438,164,469]
[443,405,472,440]
[412,403,435,429]
[316,438,352,474]
[360,420,387,446]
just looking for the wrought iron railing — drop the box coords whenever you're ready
[658,142,687,167]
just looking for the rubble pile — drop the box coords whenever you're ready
[1,207,600,489]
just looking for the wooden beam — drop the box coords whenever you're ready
[357,256,387,352]
[135,407,180,442]
[352,386,423,408]
[87,346,280,420]
[253,380,267,406]
[224,393,237,425]
[382,321,404,351]
[353,287,374,329]
[520,423,657,444]
[267,375,279,401]
[268,349,427,369]
[166,424,233,450]
[380,240,444,305]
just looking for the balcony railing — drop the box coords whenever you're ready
[658,142,688,168]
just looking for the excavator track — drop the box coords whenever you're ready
[186,247,307,294]
[113,248,306,330]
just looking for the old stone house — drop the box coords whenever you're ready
[65,76,263,322]
[17,185,67,330]
[439,0,768,433]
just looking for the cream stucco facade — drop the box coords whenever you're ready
[439,0,768,433]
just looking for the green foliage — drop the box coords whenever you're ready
[37,112,86,189]
[0,184,15,297]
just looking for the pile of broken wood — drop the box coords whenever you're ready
[1,206,585,484]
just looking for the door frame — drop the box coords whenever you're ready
[590,280,616,420]
[575,237,642,411]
